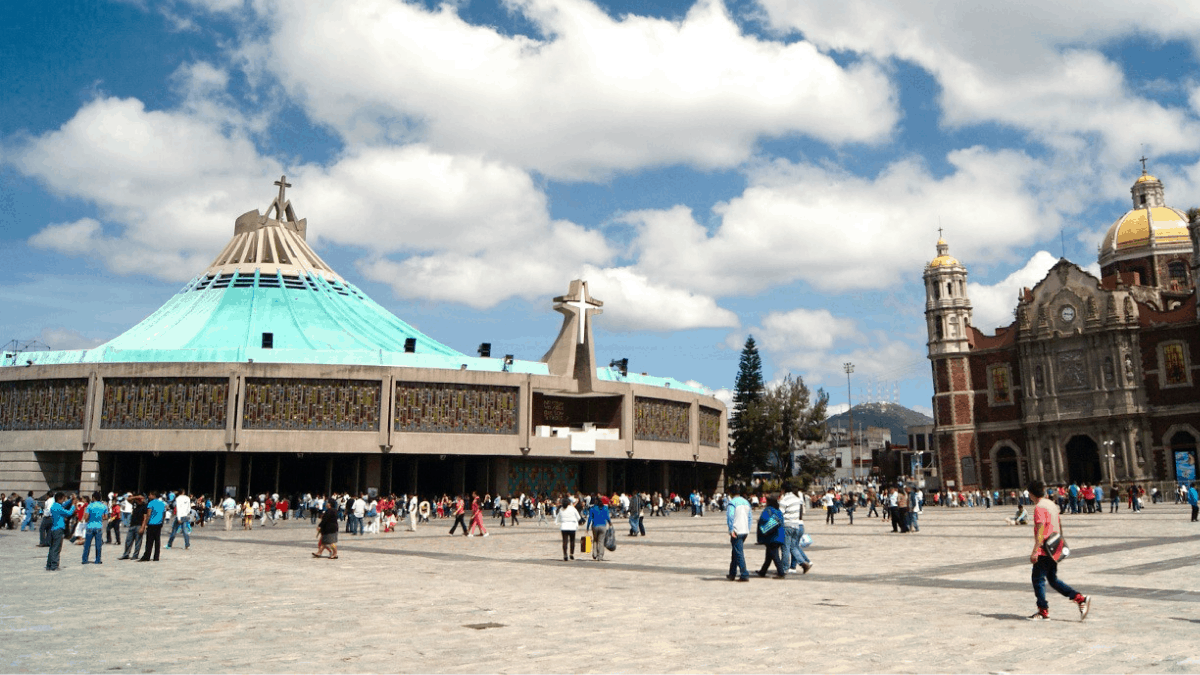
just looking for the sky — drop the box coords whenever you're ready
[5,0,1200,419]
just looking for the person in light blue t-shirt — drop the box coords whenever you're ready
[82,491,108,564]
[140,492,167,562]
[45,493,75,571]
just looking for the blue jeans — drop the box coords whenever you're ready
[782,525,810,569]
[83,529,103,563]
[1032,556,1080,610]
[39,515,53,545]
[629,514,645,535]
[728,534,748,578]
[21,510,34,531]
[168,516,191,547]
[46,527,64,569]
[908,511,919,532]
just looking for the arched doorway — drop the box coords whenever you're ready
[1066,436,1102,484]
[1170,431,1198,483]
[996,447,1021,489]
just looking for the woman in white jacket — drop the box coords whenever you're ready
[555,498,580,561]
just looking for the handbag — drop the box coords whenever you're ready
[603,525,617,551]
[1043,532,1069,560]
[799,533,813,548]
[580,534,592,553]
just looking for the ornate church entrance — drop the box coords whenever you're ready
[1065,436,1102,484]
[996,447,1021,489]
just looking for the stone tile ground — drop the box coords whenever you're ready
[2,504,1198,673]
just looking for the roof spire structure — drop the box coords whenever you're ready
[267,175,297,222]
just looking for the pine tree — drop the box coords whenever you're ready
[729,336,765,480]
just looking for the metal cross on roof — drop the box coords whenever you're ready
[1139,155,1149,173]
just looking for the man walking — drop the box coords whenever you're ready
[38,493,56,547]
[222,493,237,530]
[1027,480,1090,621]
[21,491,35,532]
[1187,482,1198,522]
[167,492,192,549]
[779,486,812,574]
[628,491,646,536]
[448,495,468,536]
[725,485,752,581]
[139,492,166,562]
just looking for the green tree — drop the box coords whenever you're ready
[793,454,835,491]
[745,374,828,478]
[729,336,765,480]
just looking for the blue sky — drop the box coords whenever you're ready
[5,0,1200,418]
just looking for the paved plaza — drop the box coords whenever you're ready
[2,504,1199,674]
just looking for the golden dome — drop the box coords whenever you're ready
[1135,173,1159,184]
[928,254,960,268]
[1100,205,1190,255]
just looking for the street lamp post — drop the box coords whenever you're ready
[844,362,855,483]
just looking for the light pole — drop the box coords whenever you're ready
[844,362,855,483]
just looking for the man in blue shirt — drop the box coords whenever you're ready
[82,491,108,564]
[21,491,36,531]
[139,492,167,562]
[45,492,75,571]
[1188,482,1198,522]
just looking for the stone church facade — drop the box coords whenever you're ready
[925,170,1200,492]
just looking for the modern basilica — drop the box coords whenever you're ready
[925,168,1199,493]
[0,178,727,499]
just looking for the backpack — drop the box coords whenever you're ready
[756,510,782,545]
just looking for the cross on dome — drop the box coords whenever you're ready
[267,175,297,222]
[553,281,603,344]
[1139,155,1149,174]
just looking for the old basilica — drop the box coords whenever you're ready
[926,167,1200,492]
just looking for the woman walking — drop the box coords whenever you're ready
[313,503,339,559]
[556,498,580,561]
[756,495,786,578]
[467,492,489,537]
[585,494,611,561]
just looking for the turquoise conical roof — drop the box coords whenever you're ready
[15,178,545,374]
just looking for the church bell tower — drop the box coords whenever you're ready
[924,236,979,490]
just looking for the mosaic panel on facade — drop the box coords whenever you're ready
[1163,343,1188,385]
[394,382,518,435]
[101,377,228,430]
[0,379,88,431]
[508,460,578,497]
[634,397,690,443]
[699,406,722,447]
[243,378,380,431]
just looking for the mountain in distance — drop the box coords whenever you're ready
[823,402,933,446]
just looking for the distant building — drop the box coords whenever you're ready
[925,168,1200,492]
[792,424,890,482]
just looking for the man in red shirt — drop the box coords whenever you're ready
[1028,480,1091,621]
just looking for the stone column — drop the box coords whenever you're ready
[1049,433,1063,483]
[223,453,242,498]
[80,445,100,494]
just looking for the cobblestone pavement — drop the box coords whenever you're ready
[2,504,1199,674]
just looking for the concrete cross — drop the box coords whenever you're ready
[558,286,602,344]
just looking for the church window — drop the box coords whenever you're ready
[989,366,1012,404]
[958,280,965,296]
[935,316,944,340]
[932,282,940,300]
[949,316,959,337]
[946,282,954,297]
[1161,342,1189,386]
[1034,366,1045,394]
[1168,261,1188,289]
[961,457,977,485]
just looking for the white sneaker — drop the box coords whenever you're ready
[483,532,490,537]
[467,534,475,537]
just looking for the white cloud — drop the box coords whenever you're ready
[752,307,924,388]
[239,0,897,179]
[624,147,1062,296]
[967,250,1060,332]
[11,96,283,280]
[577,266,739,331]
[755,2,1200,169]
